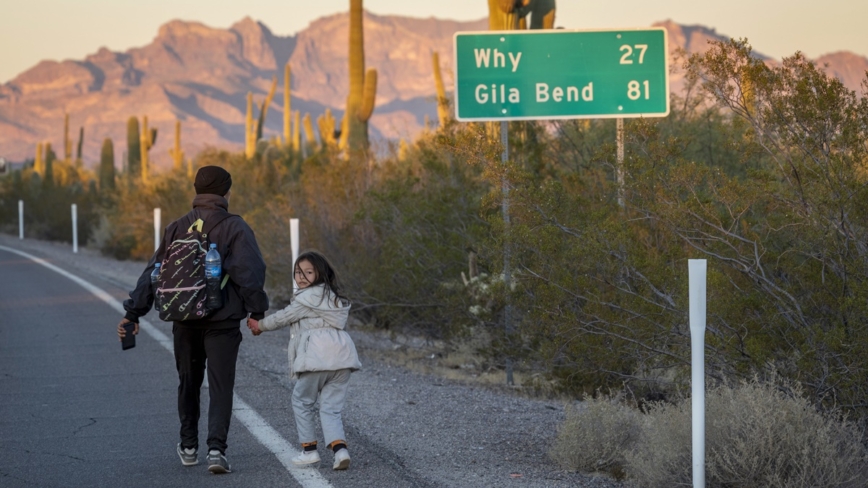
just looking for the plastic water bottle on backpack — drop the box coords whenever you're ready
[204,243,224,310]
[150,262,161,310]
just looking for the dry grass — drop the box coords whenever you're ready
[549,377,868,487]
[624,378,868,487]
[550,394,640,478]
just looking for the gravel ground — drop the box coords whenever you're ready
[0,233,628,488]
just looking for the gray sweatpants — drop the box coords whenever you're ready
[292,369,351,447]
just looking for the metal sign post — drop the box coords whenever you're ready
[617,117,625,207]
[500,120,514,385]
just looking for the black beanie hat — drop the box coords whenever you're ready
[194,166,232,196]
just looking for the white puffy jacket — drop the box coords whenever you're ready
[258,284,361,379]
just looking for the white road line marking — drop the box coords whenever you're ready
[232,397,334,487]
[0,245,333,488]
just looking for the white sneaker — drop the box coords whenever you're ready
[333,448,350,470]
[291,450,321,466]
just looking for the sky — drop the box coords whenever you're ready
[1,0,866,84]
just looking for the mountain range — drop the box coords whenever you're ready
[0,12,865,166]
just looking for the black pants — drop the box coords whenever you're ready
[172,325,242,454]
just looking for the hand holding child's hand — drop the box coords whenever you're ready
[247,317,262,336]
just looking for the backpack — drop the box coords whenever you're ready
[154,212,233,322]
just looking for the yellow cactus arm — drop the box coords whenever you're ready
[432,52,450,127]
[169,119,184,170]
[284,63,292,147]
[64,113,72,162]
[245,92,255,158]
[318,108,336,147]
[140,116,150,182]
[302,113,315,148]
[261,76,278,129]
[529,0,556,29]
[34,142,44,176]
[358,68,378,122]
[292,111,301,151]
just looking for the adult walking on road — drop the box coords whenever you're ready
[116,165,269,475]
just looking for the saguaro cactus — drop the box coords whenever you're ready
[488,0,524,30]
[245,93,256,158]
[127,116,141,177]
[432,51,450,127]
[139,116,157,182]
[292,111,301,151]
[302,113,315,149]
[64,113,72,162]
[317,108,338,148]
[244,78,279,159]
[345,0,378,153]
[284,63,292,149]
[44,142,55,186]
[99,138,116,191]
[34,142,45,176]
[76,127,84,166]
[256,76,278,142]
[528,0,556,29]
[169,119,184,170]
[488,0,555,30]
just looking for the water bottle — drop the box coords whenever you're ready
[204,243,224,309]
[150,262,161,310]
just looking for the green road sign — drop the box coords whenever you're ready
[454,28,669,121]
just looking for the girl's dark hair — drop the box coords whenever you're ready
[294,250,347,305]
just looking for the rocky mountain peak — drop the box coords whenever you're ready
[230,17,277,70]
[0,14,864,166]
[157,19,228,42]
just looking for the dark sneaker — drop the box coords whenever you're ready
[207,449,231,474]
[176,443,198,466]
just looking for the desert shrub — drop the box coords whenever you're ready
[550,393,640,478]
[624,378,868,488]
[0,162,100,245]
[351,139,490,338]
[97,171,194,260]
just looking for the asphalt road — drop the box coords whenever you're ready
[0,245,421,488]
[0,235,621,488]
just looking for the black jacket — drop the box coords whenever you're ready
[123,193,269,328]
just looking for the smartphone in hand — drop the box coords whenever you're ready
[121,322,136,350]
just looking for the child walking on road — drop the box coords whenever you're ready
[249,250,361,470]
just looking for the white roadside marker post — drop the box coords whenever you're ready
[18,200,23,239]
[689,259,707,488]
[154,208,161,251]
[71,204,78,253]
[290,218,299,291]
